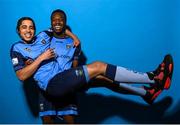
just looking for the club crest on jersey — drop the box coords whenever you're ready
[41,39,46,44]
[12,58,18,65]
[66,44,72,49]
[24,47,31,52]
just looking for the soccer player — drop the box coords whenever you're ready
[10,10,174,122]
[39,28,81,124]
[11,17,81,124]
[37,13,83,123]
[38,30,80,123]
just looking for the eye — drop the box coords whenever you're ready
[29,26,34,30]
[21,25,27,29]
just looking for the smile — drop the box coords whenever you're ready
[24,33,32,38]
[54,25,62,30]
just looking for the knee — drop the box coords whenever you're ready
[92,61,106,69]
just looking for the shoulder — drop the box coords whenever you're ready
[37,29,53,39]
[65,37,74,43]
[10,41,24,51]
[10,41,25,57]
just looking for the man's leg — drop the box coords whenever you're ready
[47,61,155,97]
[91,71,172,105]
[63,115,75,124]
[90,75,145,96]
[47,54,173,100]
[86,54,173,89]
[86,61,154,84]
[41,116,55,124]
[86,54,174,104]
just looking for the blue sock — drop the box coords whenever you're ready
[105,64,117,80]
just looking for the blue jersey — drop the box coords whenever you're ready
[10,31,58,90]
[10,31,80,91]
[50,36,80,72]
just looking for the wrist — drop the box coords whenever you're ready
[37,55,44,62]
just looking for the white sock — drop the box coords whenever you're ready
[115,66,155,83]
[119,83,146,96]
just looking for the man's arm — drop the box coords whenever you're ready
[16,49,55,81]
[65,29,80,47]
[72,43,82,68]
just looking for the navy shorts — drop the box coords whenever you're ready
[46,66,89,98]
[39,90,78,117]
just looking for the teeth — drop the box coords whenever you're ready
[25,33,31,38]
[55,26,61,29]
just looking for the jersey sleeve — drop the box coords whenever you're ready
[10,50,26,72]
[73,44,81,60]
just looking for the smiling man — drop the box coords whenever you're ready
[39,10,81,124]
[11,15,81,124]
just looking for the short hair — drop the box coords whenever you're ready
[51,9,67,23]
[16,17,36,35]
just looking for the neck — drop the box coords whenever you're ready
[53,32,66,39]
[23,38,34,44]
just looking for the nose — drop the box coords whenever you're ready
[27,27,31,32]
[27,27,34,33]
[55,19,60,24]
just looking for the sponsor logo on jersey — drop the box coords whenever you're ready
[59,55,71,59]
[66,44,72,49]
[24,47,31,52]
[41,39,46,44]
[12,58,18,65]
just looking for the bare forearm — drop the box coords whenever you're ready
[65,29,80,47]
[16,57,43,81]
[16,48,56,81]
[65,29,76,39]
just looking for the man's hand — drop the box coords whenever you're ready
[38,48,56,61]
[73,38,80,47]
[65,29,80,47]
